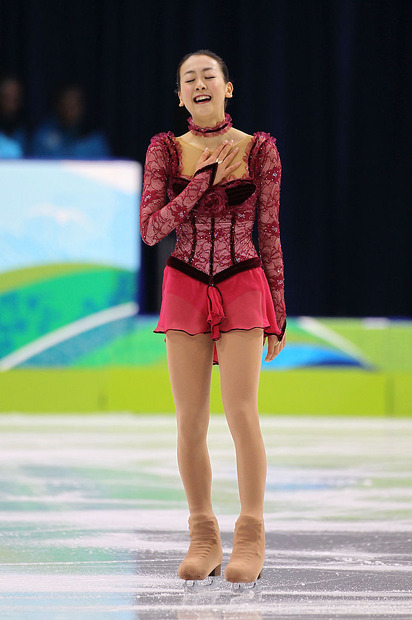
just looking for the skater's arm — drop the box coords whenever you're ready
[256,134,287,342]
[140,134,216,246]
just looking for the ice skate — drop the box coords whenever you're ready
[224,514,265,592]
[178,513,223,589]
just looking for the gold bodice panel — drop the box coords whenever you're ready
[175,134,254,180]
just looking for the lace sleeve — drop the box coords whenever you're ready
[140,134,216,246]
[256,134,287,339]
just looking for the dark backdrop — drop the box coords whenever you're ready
[1,0,411,317]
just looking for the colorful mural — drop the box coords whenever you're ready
[0,160,141,371]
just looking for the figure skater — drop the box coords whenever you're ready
[140,49,286,588]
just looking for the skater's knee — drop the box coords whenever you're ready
[177,410,209,444]
[224,406,261,441]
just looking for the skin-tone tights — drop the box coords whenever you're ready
[166,328,266,520]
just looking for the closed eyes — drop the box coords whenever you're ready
[185,77,215,83]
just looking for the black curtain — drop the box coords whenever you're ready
[1,0,411,317]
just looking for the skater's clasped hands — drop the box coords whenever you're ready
[195,140,241,185]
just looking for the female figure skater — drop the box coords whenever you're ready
[140,50,286,587]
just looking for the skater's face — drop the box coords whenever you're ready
[178,54,233,124]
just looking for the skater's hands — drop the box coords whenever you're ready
[264,332,286,363]
[195,140,241,185]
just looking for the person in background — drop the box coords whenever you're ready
[0,74,27,156]
[31,82,111,159]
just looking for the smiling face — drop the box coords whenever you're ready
[178,54,233,126]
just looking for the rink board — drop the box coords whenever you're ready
[0,367,410,416]
[0,316,411,415]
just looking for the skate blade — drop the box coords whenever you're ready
[184,575,219,591]
[183,565,222,591]
[230,573,262,594]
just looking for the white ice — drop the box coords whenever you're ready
[0,414,411,619]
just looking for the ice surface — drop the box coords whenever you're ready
[0,414,411,619]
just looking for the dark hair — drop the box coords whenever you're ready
[0,72,23,89]
[175,49,231,93]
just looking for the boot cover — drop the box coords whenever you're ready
[224,515,265,583]
[178,513,223,581]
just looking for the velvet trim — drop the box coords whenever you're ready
[188,113,233,137]
[194,161,218,187]
[166,255,262,285]
[171,176,256,208]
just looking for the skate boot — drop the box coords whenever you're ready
[224,514,265,592]
[178,513,223,587]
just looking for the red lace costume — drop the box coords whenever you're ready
[140,114,286,362]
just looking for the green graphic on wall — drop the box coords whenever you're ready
[0,161,141,370]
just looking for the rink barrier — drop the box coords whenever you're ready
[0,367,410,416]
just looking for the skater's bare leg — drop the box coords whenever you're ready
[216,328,266,519]
[166,331,222,580]
[216,328,266,582]
[166,330,215,516]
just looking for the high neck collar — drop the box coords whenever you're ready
[188,113,233,137]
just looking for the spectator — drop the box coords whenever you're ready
[0,74,27,155]
[31,82,111,159]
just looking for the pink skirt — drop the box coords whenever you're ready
[154,262,281,364]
